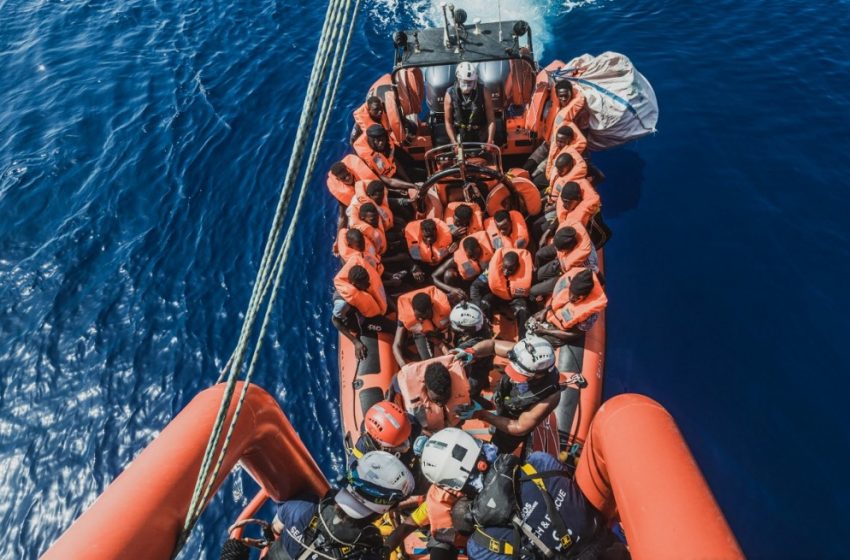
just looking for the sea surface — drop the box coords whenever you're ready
[1,0,849,558]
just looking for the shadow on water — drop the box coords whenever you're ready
[591,147,646,218]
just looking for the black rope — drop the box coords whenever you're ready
[219,539,250,560]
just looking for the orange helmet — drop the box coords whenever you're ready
[364,401,412,448]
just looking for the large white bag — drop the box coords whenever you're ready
[557,52,659,150]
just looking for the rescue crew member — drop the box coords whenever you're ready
[469,248,533,338]
[531,268,608,345]
[431,232,494,300]
[268,451,414,560]
[452,336,564,454]
[332,256,395,360]
[484,209,530,251]
[392,355,471,435]
[350,96,391,145]
[393,286,452,366]
[387,428,487,560]
[444,61,496,146]
[448,302,493,402]
[530,223,597,300]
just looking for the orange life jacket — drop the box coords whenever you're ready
[352,132,398,178]
[444,202,484,235]
[397,355,471,434]
[410,484,466,546]
[554,221,593,273]
[485,173,543,217]
[404,219,454,265]
[452,231,494,280]
[352,101,391,138]
[555,178,601,226]
[546,268,608,330]
[367,74,406,143]
[487,248,533,300]
[397,286,451,334]
[546,146,588,192]
[524,60,564,138]
[484,210,530,250]
[332,255,387,318]
[349,213,388,255]
[326,172,356,206]
[336,228,383,275]
[346,181,394,229]
[342,153,379,184]
[395,67,425,116]
[545,123,588,180]
[543,87,587,143]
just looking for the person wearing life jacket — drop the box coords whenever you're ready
[432,232,494,301]
[353,124,418,184]
[469,248,534,338]
[267,451,414,560]
[347,180,395,230]
[327,158,377,231]
[386,428,489,560]
[444,202,484,237]
[332,256,395,360]
[524,122,588,190]
[532,268,608,346]
[529,223,597,301]
[444,61,496,146]
[350,95,392,145]
[348,400,419,473]
[542,79,588,143]
[452,336,564,454]
[555,179,601,228]
[447,301,494,402]
[547,148,589,197]
[392,355,471,435]
[404,218,456,276]
[484,209,530,251]
[349,202,388,255]
[393,286,452,366]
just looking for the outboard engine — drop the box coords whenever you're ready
[477,60,510,111]
[424,64,457,112]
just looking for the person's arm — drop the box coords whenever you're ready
[533,325,583,344]
[392,323,408,367]
[473,393,560,436]
[484,88,497,145]
[336,203,347,232]
[381,175,418,193]
[386,517,419,551]
[523,141,550,173]
[332,315,367,359]
[444,93,458,145]
[432,259,466,301]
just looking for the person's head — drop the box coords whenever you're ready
[364,401,412,451]
[453,204,473,228]
[359,202,380,227]
[365,180,385,205]
[331,161,355,185]
[554,80,573,106]
[348,265,371,291]
[555,125,575,149]
[338,450,415,519]
[424,362,453,405]
[366,124,390,153]
[366,96,384,121]
[461,236,482,259]
[493,210,512,236]
[455,61,478,94]
[559,181,582,211]
[421,219,438,245]
[505,335,556,382]
[411,292,433,321]
[449,301,485,333]
[553,226,578,251]
[555,153,575,177]
[568,269,595,303]
[501,250,520,277]
[345,228,366,251]
[420,428,482,491]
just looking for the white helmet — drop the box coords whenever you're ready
[507,335,556,378]
[338,450,414,518]
[420,427,481,490]
[455,62,478,93]
[450,301,484,332]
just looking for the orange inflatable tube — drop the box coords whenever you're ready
[43,383,329,560]
[576,393,743,560]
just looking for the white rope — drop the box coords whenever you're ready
[176,0,359,552]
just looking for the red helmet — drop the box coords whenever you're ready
[364,401,412,448]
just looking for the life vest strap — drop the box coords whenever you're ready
[518,464,574,552]
[471,526,516,556]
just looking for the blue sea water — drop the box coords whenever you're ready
[1,0,849,558]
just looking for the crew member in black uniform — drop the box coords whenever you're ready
[444,61,497,146]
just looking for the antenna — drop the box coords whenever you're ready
[498,0,502,42]
[440,2,451,48]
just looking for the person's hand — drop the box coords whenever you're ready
[454,226,468,238]
[447,241,458,253]
[455,401,483,420]
[332,241,340,257]
[354,340,368,360]
[450,347,475,364]
[411,266,425,282]
[449,288,467,302]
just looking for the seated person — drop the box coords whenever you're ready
[470,248,534,338]
[404,218,455,273]
[350,202,388,255]
[393,355,471,435]
[353,124,418,184]
[431,232,494,300]
[484,209,530,251]
[546,149,588,195]
[525,123,587,189]
[350,95,391,145]
[336,227,382,274]
[347,180,394,230]
[444,62,496,145]
[444,202,484,237]
[532,268,608,346]
[327,157,378,229]
[393,286,452,367]
[332,256,395,360]
[544,79,587,141]
[555,179,601,228]
[530,223,596,300]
